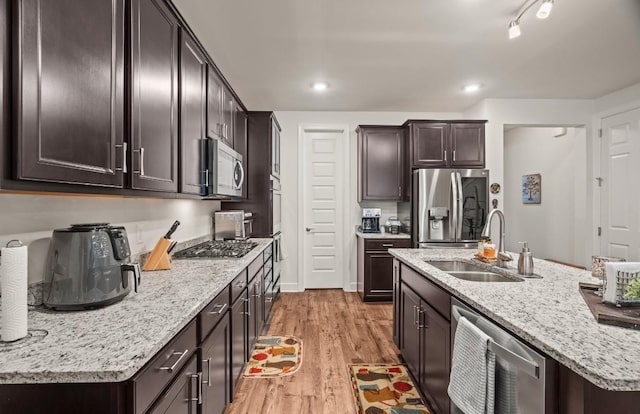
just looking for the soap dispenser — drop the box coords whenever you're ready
[518,242,534,276]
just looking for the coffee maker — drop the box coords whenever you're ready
[361,208,381,233]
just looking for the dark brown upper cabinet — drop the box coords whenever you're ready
[406,120,486,169]
[450,122,485,167]
[207,69,224,141]
[357,126,405,201]
[221,88,236,148]
[131,0,179,192]
[15,0,125,187]
[179,30,207,195]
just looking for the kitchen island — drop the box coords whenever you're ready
[390,247,640,414]
[0,238,275,414]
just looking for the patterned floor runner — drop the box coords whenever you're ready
[349,364,430,414]
[242,335,303,378]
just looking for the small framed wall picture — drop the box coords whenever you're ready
[522,174,541,204]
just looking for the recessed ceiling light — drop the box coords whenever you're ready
[536,0,553,19]
[312,82,329,92]
[462,84,481,94]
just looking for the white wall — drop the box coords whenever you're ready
[463,98,595,263]
[275,111,461,292]
[0,194,220,284]
[504,127,587,266]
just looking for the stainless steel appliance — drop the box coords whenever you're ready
[43,223,141,310]
[451,298,556,413]
[203,138,245,198]
[172,240,257,259]
[361,208,381,233]
[214,210,252,240]
[412,169,489,247]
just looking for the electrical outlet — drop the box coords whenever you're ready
[135,224,143,244]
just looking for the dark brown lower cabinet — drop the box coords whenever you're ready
[230,289,248,392]
[251,271,265,351]
[147,356,198,414]
[201,314,230,414]
[392,259,401,347]
[357,237,411,302]
[247,276,258,357]
[398,265,452,414]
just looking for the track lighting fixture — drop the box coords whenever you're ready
[508,0,556,39]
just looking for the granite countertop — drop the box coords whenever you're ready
[0,238,272,385]
[356,231,411,239]
[388,248,640,392]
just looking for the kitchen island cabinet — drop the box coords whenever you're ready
[0,239,274,414]
[390,248,640,414]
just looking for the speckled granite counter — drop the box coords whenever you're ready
[388,248,640,391]
[0,238,272,385]
[356,231,410,239]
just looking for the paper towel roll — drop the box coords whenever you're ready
[1,241,28,342]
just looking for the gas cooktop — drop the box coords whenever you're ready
[173,240,257,259]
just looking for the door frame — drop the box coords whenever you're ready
[297,124,350,291]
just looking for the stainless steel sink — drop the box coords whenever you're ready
[426,260,523,283]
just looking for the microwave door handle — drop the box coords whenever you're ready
[235,160,245,190]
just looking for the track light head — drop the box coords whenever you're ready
[536,0,554,19]
[508,20,521,39]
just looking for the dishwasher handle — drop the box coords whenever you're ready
[452,305,540,379]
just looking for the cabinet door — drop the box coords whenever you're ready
[230,292,247,393]
[450,123,485,167]
[221,89,235,148]
[419,302,451,414]
[234,106,248,199]
[206,69,223,140]
[246,277,257,357]
[392,259,401,347]
[364,252,394,301]
[400,283,421,378]
[410,123,449,168]
[271,119,281,178]
[131,0,179,192]
[253,275,265,338]
[179,31,206,195]
[358,127,404,201]
[16,0,124,187]
[147,356,198,414]
[201,315,230,414]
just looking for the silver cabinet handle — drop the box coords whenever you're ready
[217,122,223,137]
[242,297,251,316]
[382,244,394,247]
[208,303,227,315]
[444,150,447,162]
[202,358,211,386]
[115,143,127,173]
[453,149,456,161]
[418,308,427,330]
[398,186,401,198]
[413,305,418,327]
[140,147,145,176]
[158,349,189,372]
[265,296,273,303]
[190,372,203,404]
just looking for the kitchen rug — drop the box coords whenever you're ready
[242,335,303,378]
[349,364,430,414]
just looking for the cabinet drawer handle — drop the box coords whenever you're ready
[208,303,227,315]
[190,372,203,404]
[453,150,456,161]
[444,150,447,162]
[382,244,394,247]
[158,349,189,372]
[202,357,211,387]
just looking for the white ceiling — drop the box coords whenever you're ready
[173,0,640,112]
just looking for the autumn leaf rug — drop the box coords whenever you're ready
[349,364,430,414]
[242,335,303,378]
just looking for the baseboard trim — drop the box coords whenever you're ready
[344,282,357,292]
[280,282,302,292]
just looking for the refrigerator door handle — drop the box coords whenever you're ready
[450,171,458,241]
[456,171,464,239]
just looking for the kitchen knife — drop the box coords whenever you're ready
[164,220,180,239]
[167,240,178,254]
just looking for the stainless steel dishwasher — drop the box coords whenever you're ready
[450,298,557,414]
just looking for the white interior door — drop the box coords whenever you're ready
[600,108,640,260]
[301,126,346,289]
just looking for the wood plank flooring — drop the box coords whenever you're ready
[225,290,400,414]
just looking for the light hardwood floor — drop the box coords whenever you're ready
[225,290,401,414]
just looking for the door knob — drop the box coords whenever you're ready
[306,227,313,232]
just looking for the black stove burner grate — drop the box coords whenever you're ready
[173,240,257,259]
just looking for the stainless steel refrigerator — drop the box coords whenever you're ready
[412,169,490,247]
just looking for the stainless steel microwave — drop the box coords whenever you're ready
[202,138,244,198]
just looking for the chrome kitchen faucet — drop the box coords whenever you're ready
[481,209,513,268]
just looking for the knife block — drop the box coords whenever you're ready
[143,238,173,271]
